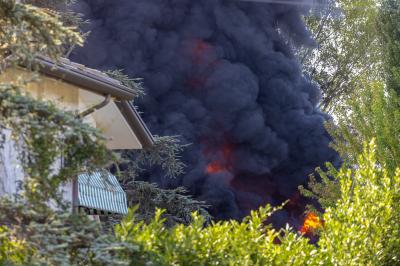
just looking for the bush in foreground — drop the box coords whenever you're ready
[1,141,399,265]
[116,140,400,266]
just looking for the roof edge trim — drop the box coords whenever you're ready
[116,101,155,148]
[35,57,136,100]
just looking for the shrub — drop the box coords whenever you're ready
[115,140,400,266]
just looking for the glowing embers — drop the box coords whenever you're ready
[204,143,233,175]
[300,212,323,235]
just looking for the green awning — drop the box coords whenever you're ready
[77,171,128,215]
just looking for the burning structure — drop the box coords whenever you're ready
[72,0,339,225]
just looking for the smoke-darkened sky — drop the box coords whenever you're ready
[72,0,339,225]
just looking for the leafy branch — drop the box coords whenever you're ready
[105,69,145,99]
[0,0,83,70]
[121,135,188,179]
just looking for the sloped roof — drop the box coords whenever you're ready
[35,57,154,148]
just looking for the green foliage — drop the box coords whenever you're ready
[22,0,85,28]
[303,81,400,215]
[120,181,210,227]
[317,140,400,265]
[299,164,341,214]
[327,82,400,175]
[0,2,200,263]
[0,226,27,265]
[0,197,133,265]
[107,136,207,229]
[301,0,400,225]
[301,0,382,112]
[121,135,187,179]
[115,140,400,265]
[105,69,145,99]
[0,0,83,69]
[378,0,400,95]
[1,140,399,265]
[0,1,125,263]
[117,206,307,265]
[0,81,118,262]
[2,1,398,265]
[115,204,311,266]
[0,1,99,205]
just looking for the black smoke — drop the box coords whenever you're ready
[72,0,339,225]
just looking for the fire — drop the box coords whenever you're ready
[300,212,322,235]
[206,161,226,174]
[185,39,221,90]
[204,143,233,175]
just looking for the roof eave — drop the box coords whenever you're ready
[116,101,155,148]
[35,57,136,100]
[25,57,154,148]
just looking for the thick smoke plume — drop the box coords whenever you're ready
[73,0,339,225]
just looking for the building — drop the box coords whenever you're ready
[0,57,154,215]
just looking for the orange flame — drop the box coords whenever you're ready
[300,212,322,234]
[206,161,226,174]
[204,143,233,175]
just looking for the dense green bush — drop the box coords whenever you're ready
[0,197,135,265]
[115,205,313,265]
[0,226,27,265]
[115,140,400,266]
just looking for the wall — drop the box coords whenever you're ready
[0,68,85,201]
[0,130,24,197]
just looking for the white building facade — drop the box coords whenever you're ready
[0,57,154,214]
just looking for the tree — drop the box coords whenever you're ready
[300,0,400,211]
[378,0,400,95]
[300,80,400,215]
[0,1,126,264]
[327,81,400,173]
[298,164,341,214]
[0,0,82,70]
[114,181,211,228]
[0,197,132,265]
[301,0,382,112]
